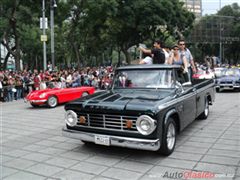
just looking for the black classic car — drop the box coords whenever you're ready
[215,68,240,92]
[63,65,215,155]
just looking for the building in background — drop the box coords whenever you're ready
[181,0,202,20]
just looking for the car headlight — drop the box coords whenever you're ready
[65,110,78,127]
[39,93,46,98]
[136,115,156,135]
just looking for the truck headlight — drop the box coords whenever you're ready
[65,110,78,127]
[136,115,156,135]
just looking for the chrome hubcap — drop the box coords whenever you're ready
[204,102,209,116]
[49,97,57,106]
[166,123,176,150]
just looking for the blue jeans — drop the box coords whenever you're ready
[16,88,22,100]
[7,89,14,101]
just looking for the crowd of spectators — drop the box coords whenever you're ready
[0,66,114,102]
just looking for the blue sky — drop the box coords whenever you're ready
[202,0,240,15]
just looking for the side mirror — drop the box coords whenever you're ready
[175,81,184,95]
[182,81,192,87]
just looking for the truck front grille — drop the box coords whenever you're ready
[76,113,138,133]
[220,81,233,84]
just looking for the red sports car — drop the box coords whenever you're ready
[26,86,95,108]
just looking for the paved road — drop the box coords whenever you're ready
[1,92,240,180]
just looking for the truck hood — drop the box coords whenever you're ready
[65,89,175,113]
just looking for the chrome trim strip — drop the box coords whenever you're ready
[195,83,215,94]
[87,114,90,126]
[103,114,106,128]
[78,114,138,118]
[120,116,123,131]
[62,127,160,151]
[158,91,196,110]
[30,99,47,103]
[158,82,215,110]
[74,124,138,133]
[76,113,138,133]
[216,85,240,89]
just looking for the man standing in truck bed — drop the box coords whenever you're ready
[139,40,165,64]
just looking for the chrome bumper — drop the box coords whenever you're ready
[29,99,47,103]
[216,85,240,89]
[62,127,160,151]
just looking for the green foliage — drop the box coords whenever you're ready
[1,0,195,69]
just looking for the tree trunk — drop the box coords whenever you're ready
[3,52,10,70]
[73,43,81,69]
[35,55,38,70]
[117,50,121,67]
[14,34,21,70]
[122,48,131,65]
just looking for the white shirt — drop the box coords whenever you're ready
[142,56,153,64]
[162,49,170,64]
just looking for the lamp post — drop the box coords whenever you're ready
[42,0,47,71]
[219,22,222,64]
[219,0,222,63]
[50,0,57,70]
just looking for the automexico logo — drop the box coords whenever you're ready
[148,171,234,179]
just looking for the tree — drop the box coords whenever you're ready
[187,3,240,64]
[0,0,43,70]
[1,0,195,69]
[58,0,195,66]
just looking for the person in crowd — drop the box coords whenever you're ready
[0,74,3,101]
[91,76,99,89]
[15,75,23,100]
[139,40,165,64]
[60,74,67,88]
[168,45,189,82]
[72,71,81,87]
[178,39,196,81]
[7,76,15,101]
[66,72,73,87]
[163,46,170,64]
[33,71,41,90]
[139,54,153,65]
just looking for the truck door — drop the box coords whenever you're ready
[181,88,197,127]
[195,84,207,117]
[175,69,197,128]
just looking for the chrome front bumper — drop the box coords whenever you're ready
[216,84,240,89]
[62,127,160,151]
[30,99,47,103]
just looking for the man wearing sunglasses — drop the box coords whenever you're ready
[178,40,196,81]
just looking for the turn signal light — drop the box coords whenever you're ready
[79,116,86,124]
[125,120,133,129]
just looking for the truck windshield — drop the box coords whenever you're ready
[113,69,174,89]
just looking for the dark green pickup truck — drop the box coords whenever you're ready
[63,64,215,155]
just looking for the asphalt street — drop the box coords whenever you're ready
[1,91,240,180]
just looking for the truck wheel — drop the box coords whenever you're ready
[158,117,176,156]
[216,88,220,93]
[47,96,58,108]
[199,99,209,120]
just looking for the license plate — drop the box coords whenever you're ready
[94,135,110,146]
